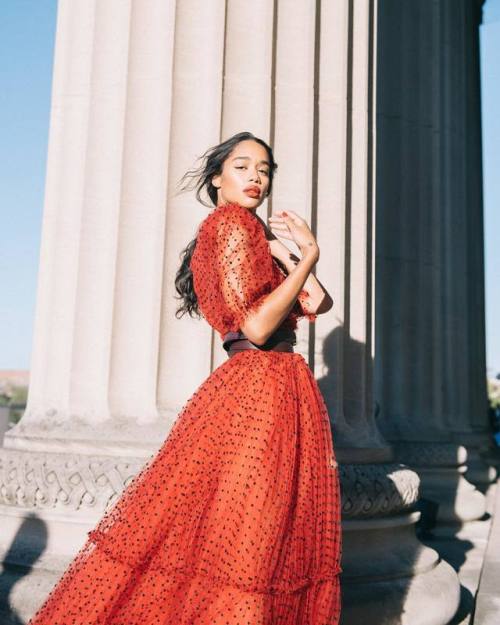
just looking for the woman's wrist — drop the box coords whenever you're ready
[300,244,320,264]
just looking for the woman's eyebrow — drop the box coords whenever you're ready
[231,156,271,166]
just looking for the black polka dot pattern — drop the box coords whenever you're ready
[27,202,342,624]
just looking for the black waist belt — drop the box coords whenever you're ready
[223,329,296,357]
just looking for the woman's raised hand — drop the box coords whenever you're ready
[268,210,319,260]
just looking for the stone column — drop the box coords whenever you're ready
[375,0,488,531]
[445,0,498,485]
[0,0,215,616]
[157,1,226,417]
[5,0,178,457]
[312,1,459,623]
[270,0,318,359]
[211,0,275,368]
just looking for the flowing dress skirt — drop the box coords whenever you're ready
[27,350,342,625]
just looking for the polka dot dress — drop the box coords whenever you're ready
[27,202,342,624]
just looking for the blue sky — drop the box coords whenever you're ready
[0,1,57,370]
[1,1,499,376]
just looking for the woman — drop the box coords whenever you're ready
[27,131,342,625]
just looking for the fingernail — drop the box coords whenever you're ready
[282,211,288,216]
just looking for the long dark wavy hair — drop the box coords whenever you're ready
[174,131,278,320]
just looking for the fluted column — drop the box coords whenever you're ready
[270,1,316,357]
[314,0,390,460]
[375,0,488,531]
[0,1,187,611]
[157,1,226,419]
[311,1,459,623]
[11,0,101,444]
[211,0,276,368]
[5,0,179,457]
[445,0,497,485]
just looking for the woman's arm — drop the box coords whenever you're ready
[240,246,319,346]
[255,213,334,316]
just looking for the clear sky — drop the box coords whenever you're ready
[0,1,499,376]
[0,1,57,369]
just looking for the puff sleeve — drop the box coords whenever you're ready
[270,255,317,324]
[190,203,275,337]
[214,204,275,332]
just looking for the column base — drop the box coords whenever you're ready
[479,445,500,471]
[463,446,498,488]
[339,462,460,624]
[0,447,146,514]
[4,414,175,457]
[394,442,486,523]
[450,430,499,487]
[341,513,460,625]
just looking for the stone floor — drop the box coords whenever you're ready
[473,477,500,625]
[419,478,499,625]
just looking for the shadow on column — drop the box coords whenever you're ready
[370,1,496,622]
[317,327,464,625]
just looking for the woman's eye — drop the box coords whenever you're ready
[236,166,269,175]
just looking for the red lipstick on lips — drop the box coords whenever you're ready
[244,185,261,198]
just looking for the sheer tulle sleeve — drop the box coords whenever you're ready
[271,256,317,324]
[190,203,275,337]
[295,288,318,323]
[191,203,317,337]
[213,205,274,332]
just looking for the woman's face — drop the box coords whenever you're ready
[212,139,271,210]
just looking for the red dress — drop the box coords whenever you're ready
[27,202,342,625]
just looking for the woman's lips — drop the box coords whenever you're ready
[244,189,260,197]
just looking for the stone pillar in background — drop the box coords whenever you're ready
[0,0,208,617]
[157,1,225,419]
[309,1,459,624]
[5,0,176,457]
[375,0,490,529]
[445,0,498,486]
[211,0,276,367]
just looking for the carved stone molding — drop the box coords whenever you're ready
[339,463,420,519]
[393,442,467,467]
[391,443,487,523]
[1,449,422,523]
[0,448,147,513]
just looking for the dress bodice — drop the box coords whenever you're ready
[190,202,316,340]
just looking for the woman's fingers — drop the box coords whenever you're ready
[268,218,289,229]
[269,210,317,254]
[269,225,291,237]
[269,214,295,242]
[269,226,293,241]
[269,210,303,225]
[268,222,288,231]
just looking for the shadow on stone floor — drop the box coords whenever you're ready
[418,486,497,625]
[0,513,48,625]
